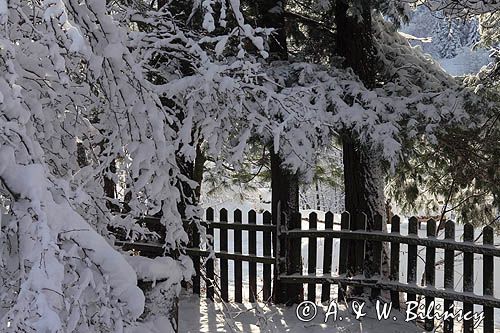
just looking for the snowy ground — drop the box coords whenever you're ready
[179,293,425,333]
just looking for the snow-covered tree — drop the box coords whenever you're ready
[0,0,205,331]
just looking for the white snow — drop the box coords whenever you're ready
[179,293,426,332]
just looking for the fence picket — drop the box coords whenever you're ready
[308,212,318,301]
[390,215,400,309]
[220,209,229,302]
[288,211,304,303]
[463,223,474,333]
[338,212,350,302]
[206,207,215,301]
[263,211,272,302]
[483,226,494,333]
[371,214,383,299]
[192,221,201,295]
[443,220,455,333]
[407,217,418,306]
[425,219,436,331]
[321,212,334,303]
[234,209,243,303]
[352,213,366,295]
[248,210,257,302]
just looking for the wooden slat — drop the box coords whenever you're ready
[284,229,500,256]
[206,207,215,301]
[184,220,274,232]
[338,212,350,302]
[308,212,318,301]
[234,209,243,303]
[117,244,275,265]
[220,209,229,302]
[133,215,274,232]
[425,219,436,331]
[483,226,494,333]
[321,212,334,303]
[463,223,474,333]
[263,211,272,302]
[390,215,401,309]
[371,214,383,299]
[184,249,275,264]
[407,217,418,306]
[280,274,377,285]
[278,274,500,308]
[288,211,304,303]
[375,281,500,308]
[248,210,257,302]
[443,220,455,333]
[192,221,201,295]
[353,213,366,295]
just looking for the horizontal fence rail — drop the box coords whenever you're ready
[284,229,500,256]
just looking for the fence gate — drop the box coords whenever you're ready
[184,207,277,303]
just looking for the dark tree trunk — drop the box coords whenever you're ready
[271,151,303,304]
[252,0,303,304]
[334,0,388,294]
[193,143,205,201]
[334,0,384,227]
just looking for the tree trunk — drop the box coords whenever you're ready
[254,0,304,304]
[335,0,386,227]
[270,151,303,304]
[334,0,388,294]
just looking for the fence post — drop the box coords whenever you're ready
[287,211,304,304]
[234,209,243,303]
[273,202,286,304]
[425,219,436,331]
[352,212,366,296]
[206,207,215,301]
[483,226,494,333]
[406,217,418,307]
[338,212,350,303]
[274,208,304,305]
[463,223,474,333]
[443,220,455,333]
[321,212,334,303]
[390,215,400,309]
[248,210,257,302]
[191,220,201,295]
[263,211,272,302]
[220,208,229,302]
[371,214,383,299]
[308,212,318,301]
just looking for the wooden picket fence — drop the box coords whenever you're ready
[282,211,500,333]
[186,208,275,303]
[116,208,500,332]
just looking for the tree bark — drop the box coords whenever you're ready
[271,151,303,304]
[334,0,388,294]
[334,0,385,228]
[253,0,303,304]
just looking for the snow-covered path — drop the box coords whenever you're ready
[179,294,425,333]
